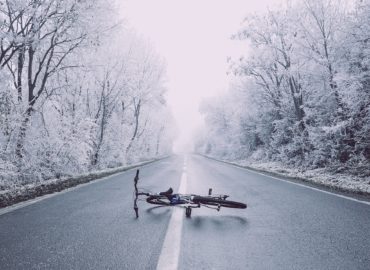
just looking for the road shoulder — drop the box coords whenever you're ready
[199,154,370,202]
[0,157,169,209]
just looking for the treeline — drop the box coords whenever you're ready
[196,0,369,175]
[0,0,175,186]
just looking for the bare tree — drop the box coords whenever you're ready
[8,0,91,160]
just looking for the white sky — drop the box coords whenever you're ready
[119,0,281,152]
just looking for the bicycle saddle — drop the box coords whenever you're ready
[159,187,173,196]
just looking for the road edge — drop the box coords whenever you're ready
[198,154,370,201]
[0,156,170,208]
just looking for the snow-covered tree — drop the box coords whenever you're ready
[196,0,369,175]
[0,0,175,187]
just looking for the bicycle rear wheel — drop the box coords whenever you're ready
[146,195,171,206]
[193,196,246,209]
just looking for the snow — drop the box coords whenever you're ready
[194,0,370,197]
[215,157,370,194]
[0,157,168,208]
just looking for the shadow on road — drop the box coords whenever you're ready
[186,215,248,230]
[144,206,171,220]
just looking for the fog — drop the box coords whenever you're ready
[121,0,283,152]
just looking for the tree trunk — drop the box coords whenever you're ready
[15,106,32,160]
[17,46,25,102]
[288,76,305,129]
[15,45,35,160]
[126,99,141,155]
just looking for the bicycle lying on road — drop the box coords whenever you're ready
[133,170,247,218]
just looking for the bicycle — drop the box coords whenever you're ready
[133,170,247,218]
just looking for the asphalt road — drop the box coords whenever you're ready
[1,155,369,270]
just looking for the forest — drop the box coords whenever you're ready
[195,0,370,184]
[0,0,175,190]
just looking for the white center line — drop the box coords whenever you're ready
[156,165,187,270]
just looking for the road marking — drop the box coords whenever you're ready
[225,162,370,206]
[156,168,187,270]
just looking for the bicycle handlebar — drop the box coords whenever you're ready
[134,170,140,218]
[133,170,153,218]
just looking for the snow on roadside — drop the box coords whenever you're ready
[205,155,370,195]
[0,157,168,208]
[244,161,370,194]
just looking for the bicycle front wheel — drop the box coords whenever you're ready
[146,195,171,206]
[193,196,247,209]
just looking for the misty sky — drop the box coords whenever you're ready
[120,0,283,151]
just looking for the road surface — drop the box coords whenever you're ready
[1,155,369,269]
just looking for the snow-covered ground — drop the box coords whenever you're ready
[205,155,370,195]
[0,157,167,208]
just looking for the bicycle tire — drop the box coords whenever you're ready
[146,195,171,206]
[192,196,246,209]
